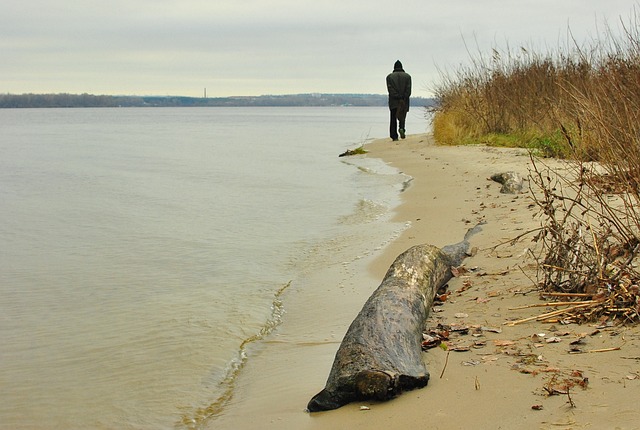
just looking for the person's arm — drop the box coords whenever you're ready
[387,75,402,99]
[405,75,412,110]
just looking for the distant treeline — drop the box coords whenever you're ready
[0,93,435,108]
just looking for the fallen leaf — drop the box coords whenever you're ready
[448,324,468,333]
[435,293,450,302]
[494,340,516,347]
[451,266,468,277]
[450,344,471,352]
[554,331,572,337]
[481,355,499,362]
[455,313,469,319]
[421,335,441,350]
[456,282,473,293]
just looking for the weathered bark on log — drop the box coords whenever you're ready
[307,226,480,412]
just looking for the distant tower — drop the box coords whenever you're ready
[204,88,207,98]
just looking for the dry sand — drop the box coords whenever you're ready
[211,134,640,430]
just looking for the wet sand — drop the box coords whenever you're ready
[210,134,640,430]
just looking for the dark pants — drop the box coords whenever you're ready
[389,101,407,140]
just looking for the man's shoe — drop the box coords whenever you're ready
[399,129,406,139]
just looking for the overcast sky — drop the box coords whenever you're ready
[2,0,637,97]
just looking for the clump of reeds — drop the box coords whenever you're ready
[432,9,640,323]
[430,10,640,161]
[431,45,581,156]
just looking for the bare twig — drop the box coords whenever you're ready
[440,351,451,379]
[505,303,594,326]
[509,300,597,310]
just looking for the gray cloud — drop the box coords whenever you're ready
[1,0,636,96]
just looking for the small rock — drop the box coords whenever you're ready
[490,171,524,194]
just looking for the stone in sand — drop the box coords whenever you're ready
[490,171,524,194]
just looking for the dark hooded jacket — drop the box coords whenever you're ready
[386,61,412,110]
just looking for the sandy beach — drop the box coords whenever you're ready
[211,134,640,430]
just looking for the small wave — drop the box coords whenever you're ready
[178,281,291,429]
[338,198,388,225]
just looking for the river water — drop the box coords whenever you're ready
[0,106,420,429]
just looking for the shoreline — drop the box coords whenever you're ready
[211,134,640,429]
[363,135,640,429]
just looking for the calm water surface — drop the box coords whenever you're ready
[0,107,413,429]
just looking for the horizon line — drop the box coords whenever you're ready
[1,92,434,99]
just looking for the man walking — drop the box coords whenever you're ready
[386,60,412,141]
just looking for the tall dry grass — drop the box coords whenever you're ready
[431,10,640,322]
[431,11,640,161]
[433,48,563,138]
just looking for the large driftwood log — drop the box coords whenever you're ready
[307,226,480,412]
